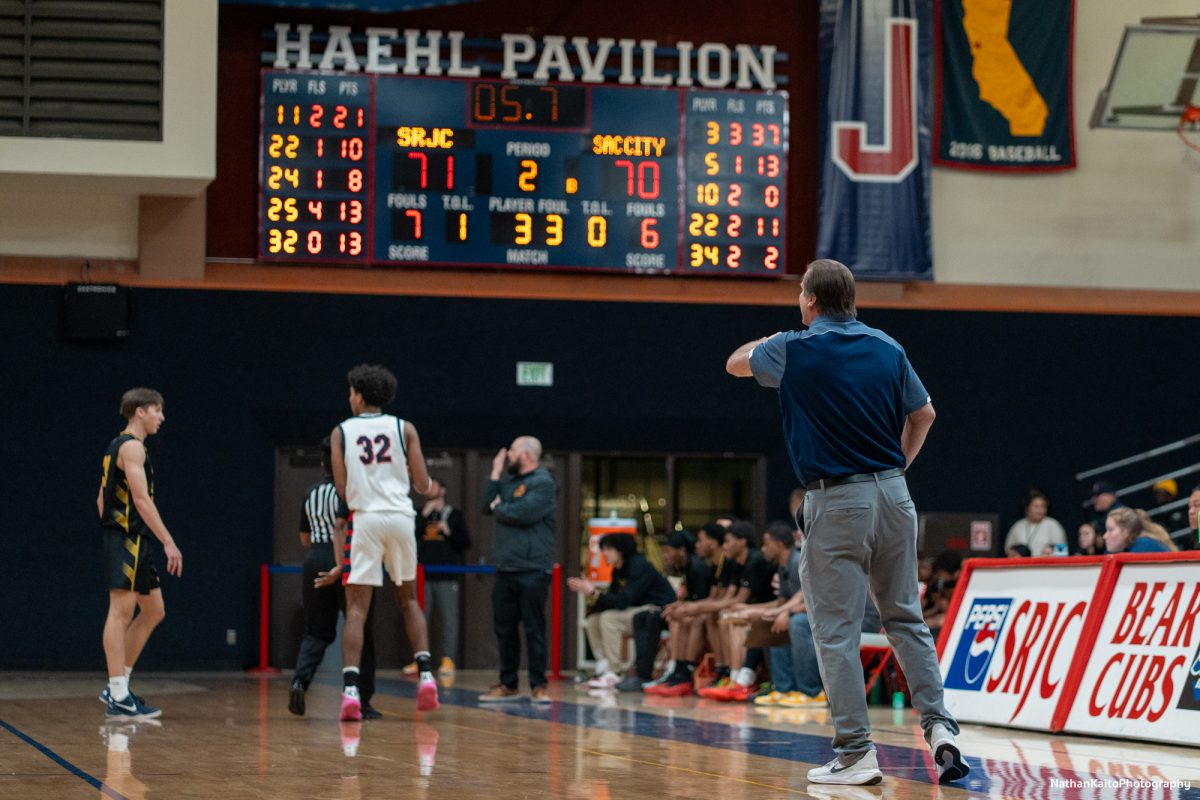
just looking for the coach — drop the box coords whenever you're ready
[725,259,968,787]
[479,436,558,704]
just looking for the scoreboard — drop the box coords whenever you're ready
[260,70,788,275]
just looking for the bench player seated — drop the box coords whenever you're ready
[646,522,731,695]
[699,521,782,701]
[642,530,712,690]
[568,533,676,691]
[650,520,762,694]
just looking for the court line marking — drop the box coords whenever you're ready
[442,718,810,795]
[0,717,128,800]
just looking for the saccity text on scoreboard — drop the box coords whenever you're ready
[259,28,788,275]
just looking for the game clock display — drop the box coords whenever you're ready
[259,70,788,275]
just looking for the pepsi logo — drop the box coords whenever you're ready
[944,598,1012,692]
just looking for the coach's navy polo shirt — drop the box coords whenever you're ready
[748,317,930,485]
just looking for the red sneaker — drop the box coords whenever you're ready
[724,683,757,702]
[698,680,733,700]
[654,680,694,697]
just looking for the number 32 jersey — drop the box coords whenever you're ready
[340,413,414,516]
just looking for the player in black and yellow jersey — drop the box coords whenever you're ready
[97,388,183,719]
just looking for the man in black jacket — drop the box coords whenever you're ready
[568,533,676,691]
[479,436,558,703]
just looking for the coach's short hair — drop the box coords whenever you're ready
[347,364,397,407]
[120,388,163,420]
[803,259,857,320]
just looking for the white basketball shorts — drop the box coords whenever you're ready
[347,510,417,586]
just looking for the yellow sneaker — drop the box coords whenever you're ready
[401,661,418,675]
[439,657,455,676]
[778,691,827,708]
[753,691,786,706]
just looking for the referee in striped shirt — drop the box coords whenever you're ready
[289,436,379,718]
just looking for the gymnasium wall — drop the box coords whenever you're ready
[0,0,218,260]
[932,0,1200,291]
[3,282,1197,669]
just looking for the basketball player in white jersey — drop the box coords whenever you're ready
[331,364,438,719]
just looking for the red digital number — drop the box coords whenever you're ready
[408,152,427,189]
[640,218,659,249]
[406,209,423,239]
[614,159,661,199]
[765,246,779,270]
[341,137,364,161]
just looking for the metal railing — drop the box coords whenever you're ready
[1076,434,1200,535]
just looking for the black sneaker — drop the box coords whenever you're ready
[288,680,306,716]
[615,676,645,692]
[361,704,383,720]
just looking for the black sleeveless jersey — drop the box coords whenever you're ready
[100,432,154,536]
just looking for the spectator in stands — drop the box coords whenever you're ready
[647,523,728,696]
[1077,522,1104,555]
[568,533,677,691]
[1151,479,1188,532]
[1004,490,1066,557]
[1103,508,1175,554]
[923,551,962,638]
[1185,484,1200,551]
[1090,481,1125,534]
[1005,544,1032,559]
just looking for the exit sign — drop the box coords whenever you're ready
[516,361,554,387]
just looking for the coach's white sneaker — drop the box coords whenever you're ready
[806,750,882,785]
[928,722,970,783]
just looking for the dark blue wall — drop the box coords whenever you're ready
[3,282,1196,668]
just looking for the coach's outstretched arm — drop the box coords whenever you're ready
[901,402,937,468]
[726,336,769,377]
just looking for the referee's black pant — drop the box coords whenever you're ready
[295,546,375,704]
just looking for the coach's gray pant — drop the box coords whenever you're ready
[800,472,959,762]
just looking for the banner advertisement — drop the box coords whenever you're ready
[1063,561,1200,745]
[939,562,1102,731]
[934,0,1076,171]
[817,0,934,280]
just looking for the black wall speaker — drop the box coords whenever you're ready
[62,283,131,341]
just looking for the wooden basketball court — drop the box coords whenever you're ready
[2,671,1197,799]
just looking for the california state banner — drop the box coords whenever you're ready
[935,0,1075,171]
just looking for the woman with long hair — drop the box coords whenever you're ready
[1103,507,1176,554]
